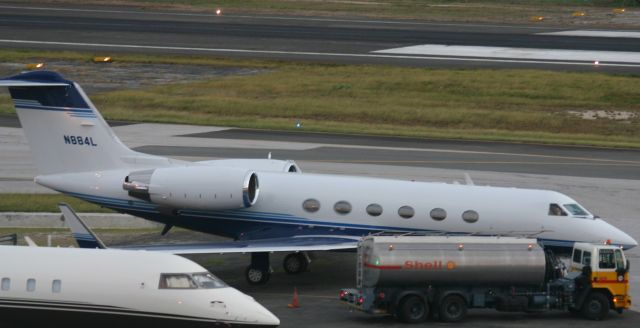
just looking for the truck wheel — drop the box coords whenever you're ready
[439,295,467,322]
[397,295,428,323]
[245,265,270,285]
[581,292,609,320]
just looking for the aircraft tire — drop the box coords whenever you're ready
[283,253,308,274]
[245,265,270,285]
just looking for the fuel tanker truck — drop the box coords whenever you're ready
[340,236,631,322]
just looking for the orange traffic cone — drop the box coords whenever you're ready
[287,287,300,308]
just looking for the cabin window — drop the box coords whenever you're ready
[302,199,320,213]
[26,278,36,292]
[430,208,446,221]
[462,210,479,223]
[398,206,414,219]
[159,274,197,289]
[563,204,589,216]
[572,249,582,264]
[52,280,62,293]
[334,201,352,215]
[191,273,227,289]
[582,251,591,266]
[366,204,383,217]
[1,278,9,291]
[548,204,567,216]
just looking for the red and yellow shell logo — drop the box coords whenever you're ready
[446,261,456,270]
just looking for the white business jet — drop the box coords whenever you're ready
[0,71,636,285]
[0,244,279,326]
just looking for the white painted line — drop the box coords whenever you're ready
[1,39,639,67]
[374,44,640,64]
[538,30,640,39]
[0,5,558,30]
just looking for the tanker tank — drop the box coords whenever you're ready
[359,236,547,288]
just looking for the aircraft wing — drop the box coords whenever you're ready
[58,203,358,254]
[114,235,358,254]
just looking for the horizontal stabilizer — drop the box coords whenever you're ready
[0,81,69,87]
[24,236,38,247]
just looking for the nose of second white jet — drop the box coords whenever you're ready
[227,288,280,327]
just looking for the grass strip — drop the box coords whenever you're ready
[0,49,639,148]
[0,193,115,213]
[75,1,640,25]
[91,66,640,148]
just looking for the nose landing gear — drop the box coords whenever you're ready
[245,252,271,285]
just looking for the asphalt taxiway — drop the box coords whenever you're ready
[0,2,640,71]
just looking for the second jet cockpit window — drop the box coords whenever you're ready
[159,272,227,289]
[159,274,197,289]
[191,272,227,288]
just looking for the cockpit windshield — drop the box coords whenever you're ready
[159,272,227,289]
[192,272,227,288]
[563,204,589,217]
[548,204,567,216]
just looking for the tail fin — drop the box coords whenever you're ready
[59,203,106,249]
[0,71,137,174]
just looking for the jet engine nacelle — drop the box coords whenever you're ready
[124,166,259,210]
[196,159,301,173]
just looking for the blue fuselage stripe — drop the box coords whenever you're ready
[15,104,94,114]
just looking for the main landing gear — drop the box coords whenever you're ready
[245,252,311,285]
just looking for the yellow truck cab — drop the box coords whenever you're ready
[570,242,631,315]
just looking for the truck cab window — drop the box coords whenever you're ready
[159,274,197,289]
[615,249,625,270]
[599,249,616,269]
[563,204,589,217]
[548,204,567,216]
[572,249,582,264]
[582,251,591,266]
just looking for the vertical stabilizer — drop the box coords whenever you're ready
[0,71,137,174]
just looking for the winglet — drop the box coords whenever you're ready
[464,173,475,186]
[24,236,38,247]
[58,203,106,249]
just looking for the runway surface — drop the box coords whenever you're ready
[0,2,640,71]
[2,114,639,181]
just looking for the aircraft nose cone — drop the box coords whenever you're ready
[248,300,280,327]
[228,288,280,326]
[605,220,638,249]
